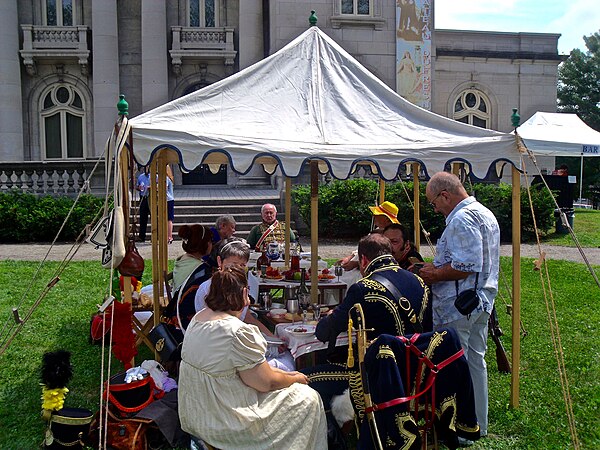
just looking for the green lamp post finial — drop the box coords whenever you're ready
[309,10,317,26]
[117,94,129,116]
[511,108,520,128]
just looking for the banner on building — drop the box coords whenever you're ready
[396,0,432,110]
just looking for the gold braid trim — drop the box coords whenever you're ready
[364,293,406,335]
[394,412,419,450]
[417,277,430,323]
[348,370,366,421]
[376,345,396,362]
[361,278,387,293]
[438,394,458,431]
[307,372,350,383]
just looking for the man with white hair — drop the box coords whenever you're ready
[210,214,236,243]
[247,203,296,250]
[419,171,500,441]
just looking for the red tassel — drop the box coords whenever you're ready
[111,301,137,369]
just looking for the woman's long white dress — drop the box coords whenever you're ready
[178,315,328,449]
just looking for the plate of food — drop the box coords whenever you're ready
[285,324,316,336]
[264,267,283,280]
[264,275,285,281]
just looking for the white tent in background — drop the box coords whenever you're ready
[517,112,600,199]
[517,112,600,156]
[130,26,520,179]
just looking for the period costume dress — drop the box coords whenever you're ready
[178,315,327,450]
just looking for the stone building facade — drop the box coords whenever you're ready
[1,0,562,193]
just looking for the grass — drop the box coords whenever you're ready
[0,257,599,449]
[542,208,600,247]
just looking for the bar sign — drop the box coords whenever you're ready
[583,145,599,154]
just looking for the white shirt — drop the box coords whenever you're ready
[431,196,500,326]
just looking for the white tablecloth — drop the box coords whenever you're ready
[275,323,351,359]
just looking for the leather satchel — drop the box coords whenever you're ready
[118,238,145,279]
[89,407,160,450]
[148,323,179,362]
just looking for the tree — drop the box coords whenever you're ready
[557,31,600,199]
[558,30,600,131]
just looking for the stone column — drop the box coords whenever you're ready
[141,0,169,111]
[238,0,264,69]
[0,0,24,160]
[92,0,120,157]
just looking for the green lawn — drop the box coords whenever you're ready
[0,258,598,449]
[542,208,600,247]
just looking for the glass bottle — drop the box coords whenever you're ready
[297,268,310,310]
[256,249,271,275]
[291,242,300,270]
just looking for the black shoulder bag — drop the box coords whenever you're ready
[454,273,480,318]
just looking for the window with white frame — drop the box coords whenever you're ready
[43,0,76,26]
[188,0,218,27]
[340,0,372,15]
[41,85,85,159]
[453,89,491,128]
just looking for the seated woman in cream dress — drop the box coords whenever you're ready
[178,266,328,449]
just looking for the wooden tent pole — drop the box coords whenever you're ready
[284,177,291,268]
[310,161,319,304]
[510,165,521,407]
[412,163,421,251]
[378,178,385,204]
[157,158,168,301]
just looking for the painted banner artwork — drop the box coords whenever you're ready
[396,0,432,110]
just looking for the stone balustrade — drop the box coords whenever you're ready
[170,26,236,73]
[0,161,105,197]
[20,25,90,75]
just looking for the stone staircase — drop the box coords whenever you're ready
[134,188,296,241]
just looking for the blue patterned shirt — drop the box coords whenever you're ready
[431,196,500,327]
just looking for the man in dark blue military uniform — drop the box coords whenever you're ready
[316,233,430,345]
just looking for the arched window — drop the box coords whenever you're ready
[41,85,85,159]
[188,0,218,27]
[453,89,491,128]
[43,0,76,26]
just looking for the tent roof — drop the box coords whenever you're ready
[517,112,600,156]
[130,26,520,180]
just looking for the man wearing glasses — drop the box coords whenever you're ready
[418,171,500,442]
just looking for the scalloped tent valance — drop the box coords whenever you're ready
[130,26,521,179]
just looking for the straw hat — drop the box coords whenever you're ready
[369,201,400,224]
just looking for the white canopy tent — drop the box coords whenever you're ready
[117,26,524,405]
[130,27,520,180]
[517,112,600,200]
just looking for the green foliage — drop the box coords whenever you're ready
[557,31,600,131]
[292,179,379,238]
[0,191,104,243]
[292,180,555,242]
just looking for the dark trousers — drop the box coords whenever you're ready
[139,196,149,241]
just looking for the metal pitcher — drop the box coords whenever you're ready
[284,285,298,301]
